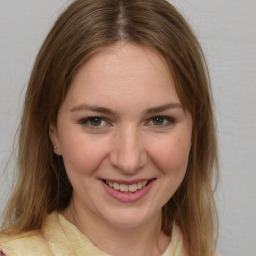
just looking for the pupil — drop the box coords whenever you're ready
[90,118,101,126]
[153,117,163,125]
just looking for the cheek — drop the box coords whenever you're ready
[150,134,191,175]
[59,134,109,177]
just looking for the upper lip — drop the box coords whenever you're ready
[100,178,155,185]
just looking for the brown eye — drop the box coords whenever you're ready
[79,116,110,131]
[152,116,165,125]
[147,116,175,127]
[89,117,103,126]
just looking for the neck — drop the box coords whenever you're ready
[62,200,170,256]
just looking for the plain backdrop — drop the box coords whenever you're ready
[0,1,255,255]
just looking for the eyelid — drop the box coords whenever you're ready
[79,116,110,129]
[78,115,176,130]
[146,116,176,127]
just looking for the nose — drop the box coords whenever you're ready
[109,125,147,174]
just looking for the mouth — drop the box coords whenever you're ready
[103,179,154,193]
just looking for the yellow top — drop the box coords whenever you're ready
[0,212,188,256]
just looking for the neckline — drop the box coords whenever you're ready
[54,212,177,256]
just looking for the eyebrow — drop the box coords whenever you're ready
[70,103,183,115]
[144,103,183,114]
[70,104,118,115]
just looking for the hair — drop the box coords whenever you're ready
[1,0,219,255]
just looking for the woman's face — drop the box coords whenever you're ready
[51,44,192,229]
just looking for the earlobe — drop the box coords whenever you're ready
[49,124,62,155]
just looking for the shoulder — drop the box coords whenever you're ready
[0,212,73,256]
[0,231,49,256]
[164,224,188,256]
[166,225,220,256]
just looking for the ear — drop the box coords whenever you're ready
[49,123,62,155]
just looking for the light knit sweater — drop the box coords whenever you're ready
[0,212,209,256]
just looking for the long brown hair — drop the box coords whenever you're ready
[1,1,218,255]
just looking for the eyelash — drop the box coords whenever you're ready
[147,116,176,127]
[79,117,108,129]
[79,116,176,129]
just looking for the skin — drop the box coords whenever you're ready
[50,43,192,256]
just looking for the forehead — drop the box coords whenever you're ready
[64,44,180,111]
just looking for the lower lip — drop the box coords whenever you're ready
[101,180,155,203]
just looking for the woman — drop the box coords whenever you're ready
[0,0,219,255]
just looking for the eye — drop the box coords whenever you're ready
[79,117,107,128]
[152,116,165,126]
[147,116,175,127]
[88,117,104,126]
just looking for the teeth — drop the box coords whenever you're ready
[120,184,128,192]
[113,182,119,190]
[105,180,149,192]
[128,184,137,192]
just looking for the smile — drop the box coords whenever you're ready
[101,179,156,202]
[105,180,148,193]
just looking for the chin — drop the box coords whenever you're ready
[99,206,161,230]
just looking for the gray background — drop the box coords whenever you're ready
[0,1,256,255]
